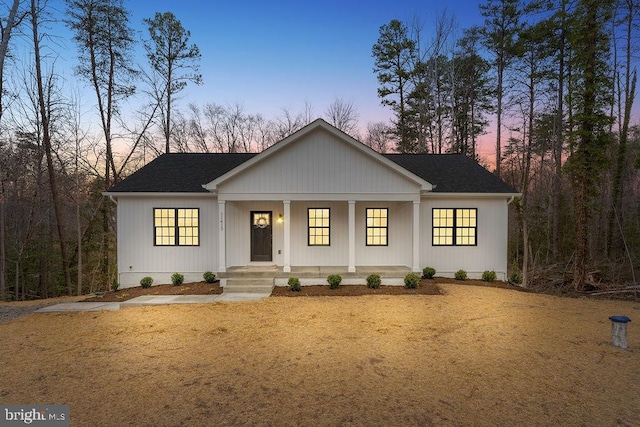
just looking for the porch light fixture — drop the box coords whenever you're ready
[277,213,284,224]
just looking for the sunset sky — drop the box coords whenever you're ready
[42,0,493,156]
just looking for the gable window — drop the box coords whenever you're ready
[308,208,330,246]
[154,208,199,246]
[366,208,388,246]
[432,208,476,246]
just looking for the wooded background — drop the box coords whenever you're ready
[0,0,638,300]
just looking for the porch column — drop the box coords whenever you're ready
[412,200,420,272]
[283,200,291,273]
[218,200,226,273]
[348,200,356,273]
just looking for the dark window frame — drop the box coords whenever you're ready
[307,208,330,246]
[432,208,477,247]
[366,207,389,247]
[153,207,200,247]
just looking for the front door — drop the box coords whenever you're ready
[251,211,272,262]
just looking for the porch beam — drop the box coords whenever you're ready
[218,201,226,273]
[283,200,291,273]
[348,201,356,273]
[412,201,420,272]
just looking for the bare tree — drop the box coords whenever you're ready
[0,0,24,300]
[325,98,359,138]
[364,122,392,153]
[31,0,72,294]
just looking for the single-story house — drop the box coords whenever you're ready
[105,119,519,288]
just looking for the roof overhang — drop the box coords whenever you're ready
[103,192,216,198]
[422,192,522,199]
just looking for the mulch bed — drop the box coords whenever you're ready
[83,278,531,301]
[272,281,442,296]
[84,281,223,302]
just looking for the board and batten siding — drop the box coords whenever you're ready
[420,197,509,280]
[217,128,421,198]
[116,196,217,287]
[225,201,285,267]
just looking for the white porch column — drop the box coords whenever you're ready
[218,200,226,273]
[412,200,420,272]
[348,201,356,273]
[283,200,291,273]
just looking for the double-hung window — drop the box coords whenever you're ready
[432,208,477,246]
[154,208,199,246]
[308,208,330,246]
[366,208,388,246]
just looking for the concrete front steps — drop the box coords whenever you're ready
[220,266,413,289]
[223,278,275,294]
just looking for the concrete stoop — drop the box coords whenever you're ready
[223,278,275,294]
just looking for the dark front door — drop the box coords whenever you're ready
[251,211,272,262]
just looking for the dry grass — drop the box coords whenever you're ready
[1,284,639,426]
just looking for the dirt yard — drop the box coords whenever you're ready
[1,284,639,426]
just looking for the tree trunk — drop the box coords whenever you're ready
[0,0,22,301]
[31,0,73,295]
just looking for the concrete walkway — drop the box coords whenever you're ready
[35,292,270,313]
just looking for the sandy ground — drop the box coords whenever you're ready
[0,284,639,426]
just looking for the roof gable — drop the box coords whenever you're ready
[204,119,432,192]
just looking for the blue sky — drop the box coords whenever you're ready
[121,0,486,128]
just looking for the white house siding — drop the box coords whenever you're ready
[216,128,421,198]
[354,201,413,266]
[420,197,509,280]
[225,201,285,267]
[116,196,217,287]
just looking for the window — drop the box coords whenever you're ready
[308,208,330,246]
[432,208,476,246]
[366,208,388,246]
[154,208,199,246]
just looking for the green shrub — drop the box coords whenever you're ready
[454,269,468,281]
[422,267,436,279]
[509,271,522,284]
[111,282,120,292]
[366,273,381,289]
[404,273,420,289]
[287,277,301,292]
[203,271,216,283]
[171,273,184,286]
[140,276,153,289]
[482,270,497,282]
[327,274,342,289]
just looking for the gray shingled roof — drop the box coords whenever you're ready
[107,153,256,193]
[107,152,517,194]
[385,154,518,193]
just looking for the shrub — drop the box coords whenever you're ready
[422,267,436,279]
[454,269,468,281]
[327,274,342,289]
[482,270,497,282]
[366,273,381,289]
[112,282,120,292]
[509,271,522,285]
[404,273,420,289]
[140,276,153,289]
[171,273,184,286]
[287,277,301,292]
[203,271,216,283]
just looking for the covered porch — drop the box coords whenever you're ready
[216,199,422,275]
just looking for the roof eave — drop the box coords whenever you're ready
[103,191,216,198]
